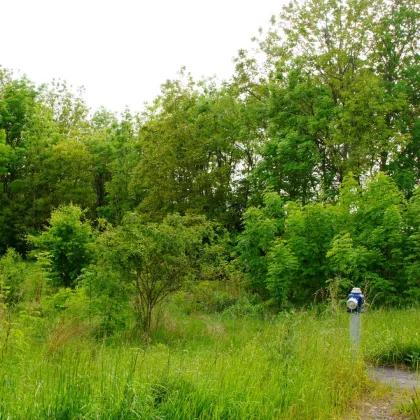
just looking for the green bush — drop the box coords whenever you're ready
[0,249,26,304]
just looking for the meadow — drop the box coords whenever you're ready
[1,296,418,419]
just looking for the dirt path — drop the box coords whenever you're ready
[369,367,419,390]
[344,367,419,419]
[345,392,412,419]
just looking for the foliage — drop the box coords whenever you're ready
[0,0,417,349]
[237,191,284,295]
[237,172,418,306]
[28,205,94,288]
[85,213,218,336]
[266,240,298,306]
[0,248,26,304]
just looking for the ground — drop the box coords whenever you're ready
[345,367,419,419]
[346,392,412,419]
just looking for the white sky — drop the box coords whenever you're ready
[2,0,286,113]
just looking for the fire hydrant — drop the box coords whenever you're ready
[346,287,364,313]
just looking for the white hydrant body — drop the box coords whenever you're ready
[347,287,364,349]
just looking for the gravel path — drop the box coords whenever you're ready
[369,366,419,390]
[343,367,419,419]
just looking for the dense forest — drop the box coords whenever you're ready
[0,0,419,339]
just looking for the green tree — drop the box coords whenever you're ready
[403,187,420,301]
[327,232,375,291]
[246,0,418,201]
[238,192,337,304]
[266,241,298,306]
[334,173,409,302]
[237,191,284,296]
[0,249,26,304]
[0,72,38,252]
[100,109,140,223]
[86,108,119,215]
[28,205,94,288]
[372,0,419,183]
[256,70,335,202]
[130,73,245,228]
[38,79,89,138]
[40,139,96,213]
[88,213,213,336]
[283,202,337,302]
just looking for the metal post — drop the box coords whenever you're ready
[346,287,364,350]
[350,313,361,348]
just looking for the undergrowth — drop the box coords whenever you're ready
[361,308,420,370]
[0,300,418,419]
[0,309,367,419]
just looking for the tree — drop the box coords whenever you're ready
[0,249,26,304]
[327,232,375,290]
[88,213,213,336]
[266,241,298,306]
[256,70,335,202]
[37,79,90,139]
[28,205,94,288]
[237,191,284,297]
[405,187,420,301]
[39,139,96,213]
[0,71,95,253]
[238,191,337,305]
[129,73,246,228]
[0,73,38,252]
[283,201,337,302]
[333,173,409,302]
[245,0,418,201]
[99,109,140,223]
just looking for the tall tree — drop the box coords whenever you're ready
[130,73,244,227]
[246,0,418,201]
[0,73,38,252]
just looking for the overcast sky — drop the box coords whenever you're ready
[2,0,286,113]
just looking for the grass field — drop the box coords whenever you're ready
[0,300,419,419]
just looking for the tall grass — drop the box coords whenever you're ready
[361,308,420,369]
[1,306,418,419]
[0,310,370,419]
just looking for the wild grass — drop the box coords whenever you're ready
[0,303,418,419]
[361,308,420,369]
[403,389,420,419]
[0,310,364,419]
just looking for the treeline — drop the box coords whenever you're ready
[0,0,419,332]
